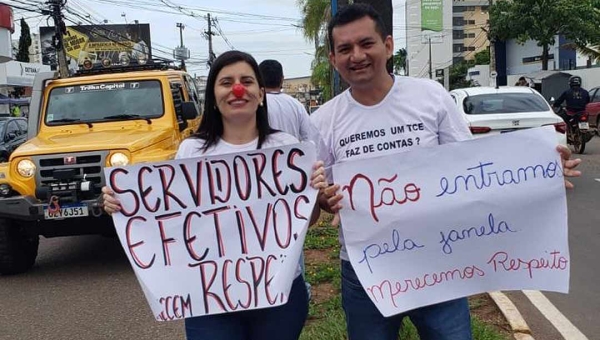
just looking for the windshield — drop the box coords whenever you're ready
[463,93,550,115]
[45,80,164,125]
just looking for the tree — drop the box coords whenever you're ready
[490,0,600,70]
[568,3,600,64]
[310,44,332,102]
[393,48,407,75]
[298,0,333,100]
[449,62,474,90]
[473,49,490,65]
[298,0,330,51]
[13,18,32,98]
[16,18,31,63]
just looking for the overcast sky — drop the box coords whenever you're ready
[11,0,406,78]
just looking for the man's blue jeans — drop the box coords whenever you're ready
[185,275,308,340]
[341,260,473,340]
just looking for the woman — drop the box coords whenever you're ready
[102,50,326,340]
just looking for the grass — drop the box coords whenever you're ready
[299,214,511,340]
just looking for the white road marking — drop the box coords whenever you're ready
[595,179,600,183]
[522,290,588,340]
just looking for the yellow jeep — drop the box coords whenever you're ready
[0,63,202,274]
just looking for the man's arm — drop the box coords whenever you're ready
[553,92,567,108]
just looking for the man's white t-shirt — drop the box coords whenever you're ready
[266,92,322,145]
[310,75,473,261]
[176,131,305,277]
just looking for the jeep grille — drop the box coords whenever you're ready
[32,151,109,191]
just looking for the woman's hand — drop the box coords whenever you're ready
[101,186,121,215]
[310,161,328,191]
[557,145,581,189]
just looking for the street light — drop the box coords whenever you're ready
[121,12,128,24]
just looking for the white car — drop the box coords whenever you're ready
[450,86,567,146]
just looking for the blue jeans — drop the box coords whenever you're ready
[185,275,308,340]
[341,260,472,340]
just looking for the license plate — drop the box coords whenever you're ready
[44,203,89,220]
[578,122,589,130]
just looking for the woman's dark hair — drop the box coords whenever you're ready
[193,50,273,150]
[328,3,387,53]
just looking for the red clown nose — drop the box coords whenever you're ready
[232,84,245,98]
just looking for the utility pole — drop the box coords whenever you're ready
[488,0,496,87]
[205,14,216,67]
[428,36,432,79]
[176,23,186,71]
[49,0,69,78]
[331,0,340,96]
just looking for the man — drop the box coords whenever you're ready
[310,4,581,340]
[258,59,315,142]
[11,105,21,118]
[515,76,528,86]
[553,75,590,123]
[259,59,321,299]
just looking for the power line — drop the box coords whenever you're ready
[212,17,234,50]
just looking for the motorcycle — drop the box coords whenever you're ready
[554,107,594,154]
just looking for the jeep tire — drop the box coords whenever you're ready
[0,219,39,275]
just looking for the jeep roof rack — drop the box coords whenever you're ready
[73,59,181,77]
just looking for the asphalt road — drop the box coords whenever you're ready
[506,136,600,340]
[0,235,185,340]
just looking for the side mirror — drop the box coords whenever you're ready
[180,102,198,120]
[549,97,555,104]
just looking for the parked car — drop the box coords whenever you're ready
[0,117,28,162]
[586,86,600,131]
[450,86,567,146]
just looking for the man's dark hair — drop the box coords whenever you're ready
[327,3,388,53]
[259,59,284,89]
[519,76,526,81]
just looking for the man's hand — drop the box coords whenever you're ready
[557,145,581,189]
[318,184,343,226]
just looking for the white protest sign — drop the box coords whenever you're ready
[105,143,317,321]
[332,127,569,317]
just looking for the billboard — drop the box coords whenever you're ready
[39,24,152,71]
[421,0,443,44]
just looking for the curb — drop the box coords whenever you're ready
[488,291,534,340]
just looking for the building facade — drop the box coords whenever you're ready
[282,76,318,108]
[452,0,489,64]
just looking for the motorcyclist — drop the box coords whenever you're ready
[553,76,590,123]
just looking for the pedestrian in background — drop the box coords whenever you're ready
[259,59,322,298]
[259,59,318,143]
[515,76,529,86]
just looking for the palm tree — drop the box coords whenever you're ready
[298,0,330,50]
[298,0,332,100]
[393,48,407,75]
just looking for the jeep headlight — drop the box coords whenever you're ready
[110,153,130,166]
[17,160,36,178]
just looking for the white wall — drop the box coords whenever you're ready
[505,37,562,75]
[507,67,600,90]
[467,65,489,86]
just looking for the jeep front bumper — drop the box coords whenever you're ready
[0,195,105,221]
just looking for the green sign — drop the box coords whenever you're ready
[421,0,443,32]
